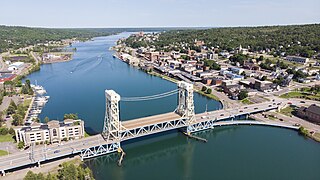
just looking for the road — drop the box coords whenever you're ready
[0,134,110,172]
[0,52,10,71]
[30,51,40,64]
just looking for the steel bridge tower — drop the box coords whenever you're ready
[176,81,195,130]
[103,90,121,142]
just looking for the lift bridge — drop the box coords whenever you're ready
[77,80,298,160]
[81,81,198,159]
[0,81,297,175]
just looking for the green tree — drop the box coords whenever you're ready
[58,163,78,180]
[201,86,207,92]
[18,141,25,149]
[24,171,38,180]
[206,88,212,94]
[12,114,23,126]
[64,113,78,120]
[238,90,248,100]
[44,116,50,123]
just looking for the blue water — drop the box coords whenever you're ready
[26,32,320,180]
[26,32,221,134]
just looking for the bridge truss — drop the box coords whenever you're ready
[80,81,196,160]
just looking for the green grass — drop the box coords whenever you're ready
[0,150,9,156]
[196,90,220,101]
[0,134,14,142]
[148,71,178,83]
[280,90,320,101]
[84,131,90,138]
[280,105,295,117]
[240,98,253,105]
[23,98,32,107]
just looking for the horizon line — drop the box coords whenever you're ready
[1,22,319,29]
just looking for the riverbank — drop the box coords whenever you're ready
[113,52,222,103]
[250,112,320,143]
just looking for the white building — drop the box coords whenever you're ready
[285,56,309,64]
[15,119,85,146]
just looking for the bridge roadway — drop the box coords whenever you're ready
[0,99,295,174]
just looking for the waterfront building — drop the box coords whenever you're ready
[297,104,320,124]
[285,56,309,64]
[15,119,85,146]
[8,62,24,71]
[0,73,16,83]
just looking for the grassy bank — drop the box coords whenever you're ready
[280,91,320,101]
[299,126,320,143]
[0,134,14,142]
[195,89,220,101]
[279,105,296,117]
[147,71,178,83]
[0,150,9,156]
[240,98,253,105]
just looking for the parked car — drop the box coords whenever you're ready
[54,150,61,154]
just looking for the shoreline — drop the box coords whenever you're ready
[113,52,223,104]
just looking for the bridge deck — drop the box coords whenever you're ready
[121,112,181,130]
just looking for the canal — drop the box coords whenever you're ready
[26,32,320,180]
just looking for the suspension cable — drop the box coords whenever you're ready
[121,89,178,102]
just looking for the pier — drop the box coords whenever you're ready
[0,81,297,175]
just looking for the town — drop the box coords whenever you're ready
[114,31,320,141]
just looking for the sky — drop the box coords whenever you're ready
[0,0,319,28]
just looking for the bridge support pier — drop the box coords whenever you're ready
[176,81,196,133]
[1,170,5,176]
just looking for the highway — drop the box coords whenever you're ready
[0,135,110,173]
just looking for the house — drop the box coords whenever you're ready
[15,119,85,146]
[145,52,160,61]
[0,73,16,83]
[254,80,279,92]
[297,104,320,124]
[202,78,213,85]
[212,78,223,85]
[228,67,244,75]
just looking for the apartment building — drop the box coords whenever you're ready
[15,119,85,146]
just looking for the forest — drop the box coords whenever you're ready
[125,24,320,58]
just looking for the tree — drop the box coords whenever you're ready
[12,114,23,126]
[58,163,78,180]
[206,88,212,94]
[238,90,248,100]
[261,76,267,81]
[44,117,50,123]
[201,86,207,92]
[18,141,25,149]
[21,85,29,94]
[64,113,78,120]
[24,171,38,180]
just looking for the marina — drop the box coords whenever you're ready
[24,84,49,125]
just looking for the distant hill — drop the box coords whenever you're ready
[124,24,320,58]
[0,26,192,53]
